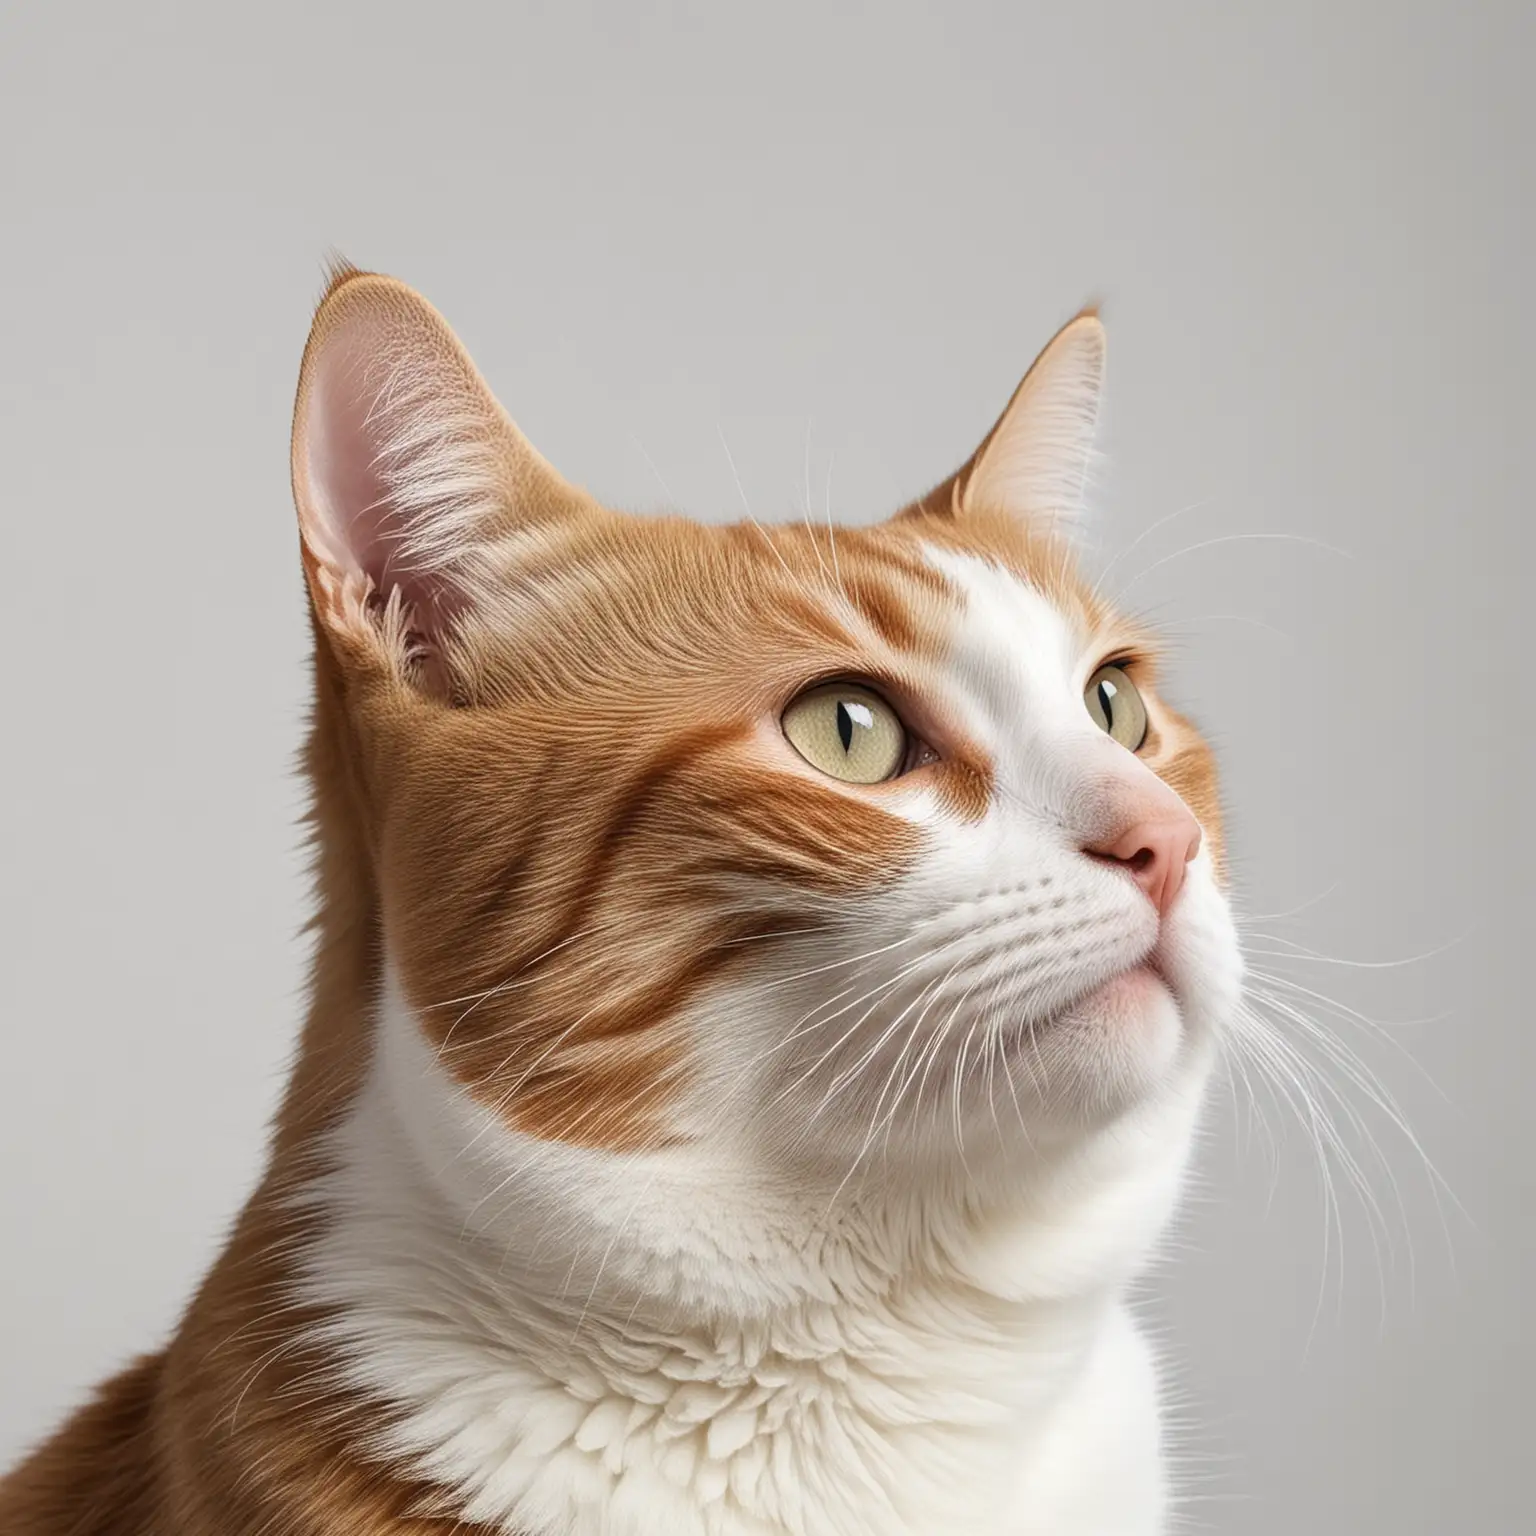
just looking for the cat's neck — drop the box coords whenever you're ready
[276,975,1181,1535]
[267,644,388,1166]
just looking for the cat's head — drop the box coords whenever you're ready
[291,270,1241,1232]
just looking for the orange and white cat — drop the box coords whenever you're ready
[0,268,1241,1535]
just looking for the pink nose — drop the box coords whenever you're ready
[1086,812,1202,919]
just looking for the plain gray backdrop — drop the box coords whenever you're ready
[1,2,1529,1530]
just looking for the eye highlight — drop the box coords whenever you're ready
[1085,664,1149,752]
[782,682,908,784]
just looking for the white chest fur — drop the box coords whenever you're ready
[290,978,1184,1536]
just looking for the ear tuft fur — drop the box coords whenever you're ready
[318,251,366,305]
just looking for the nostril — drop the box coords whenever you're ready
[1083,814,1200,918]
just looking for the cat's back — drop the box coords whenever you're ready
[0,1354,168,1535]
[0,1260,520,1536]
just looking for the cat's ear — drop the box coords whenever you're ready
[290,265,590,687]
[906,309,1105,529]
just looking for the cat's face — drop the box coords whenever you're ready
[293,271,1241,1200]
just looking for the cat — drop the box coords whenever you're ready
[0,266,1242,1535]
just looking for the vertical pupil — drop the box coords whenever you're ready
[1097,680,1117,726]
[836,702,854,752]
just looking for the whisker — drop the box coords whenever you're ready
[1091,496,1215,593]
[1115,531,1355,600]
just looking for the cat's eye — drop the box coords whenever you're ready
[782,682,908,785]
[1085,664,1149,752]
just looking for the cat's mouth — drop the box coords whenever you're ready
[1019,954,1177,1039]
[1082,961,1170,1011]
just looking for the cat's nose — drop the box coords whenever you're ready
[1085,809,1202,919]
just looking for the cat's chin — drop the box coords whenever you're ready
[1070,961,1174,1026]
[999,962,1189,1129]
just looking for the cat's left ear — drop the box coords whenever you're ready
[905,309,1105,529]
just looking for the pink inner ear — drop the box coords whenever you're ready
[307,323,411,598]
[301,318,462,638]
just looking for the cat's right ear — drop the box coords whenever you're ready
[290,266,591,690]
[900,309,1105,533]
